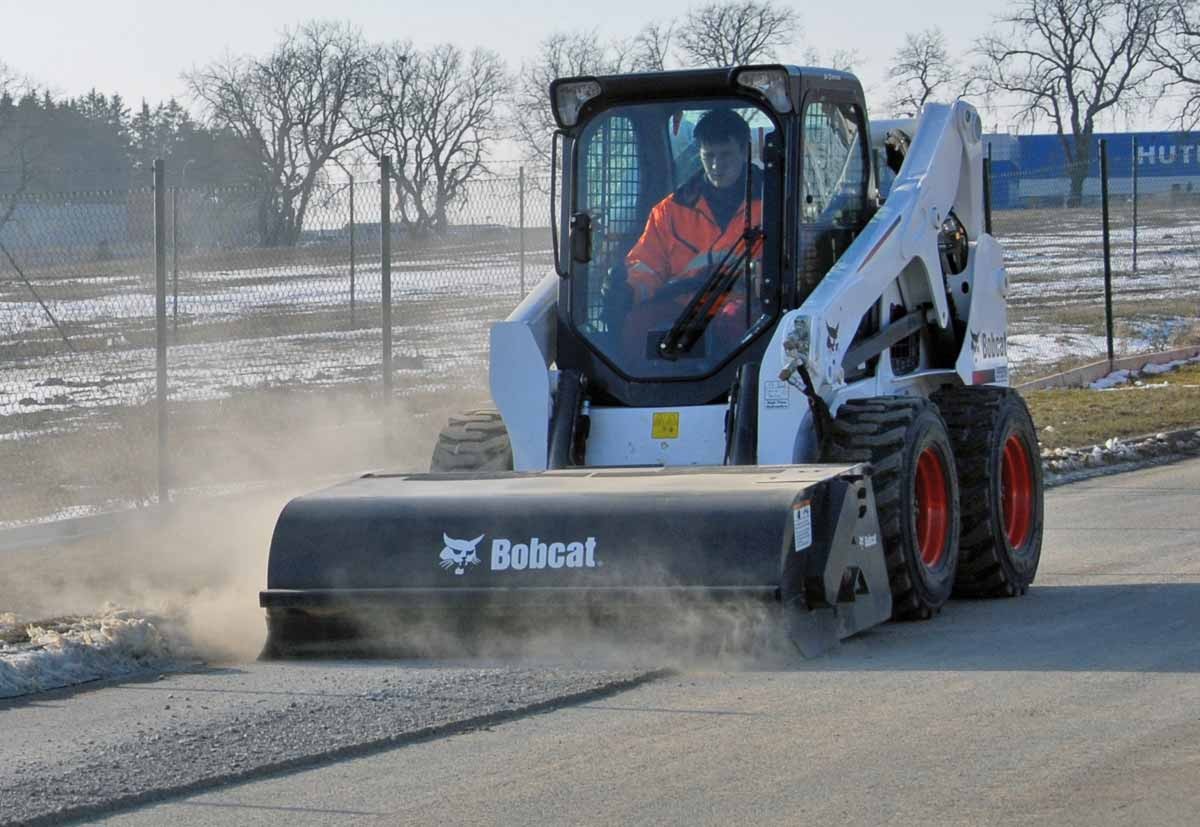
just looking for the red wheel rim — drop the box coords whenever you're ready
[915,447,950,568]
[1001,434,1034,549]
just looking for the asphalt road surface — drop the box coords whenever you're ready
[25,458,1200,825]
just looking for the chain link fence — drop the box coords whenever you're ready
[4,143,1198,529]
[991,142,1200,383]
[1,164,555,528]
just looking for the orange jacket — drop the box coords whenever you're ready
[625,174,763,302]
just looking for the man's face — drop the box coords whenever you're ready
[699,136,748,190]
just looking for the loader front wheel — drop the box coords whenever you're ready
[430,409,514,472]
[824,397,961,619]
[932,386,1043,597]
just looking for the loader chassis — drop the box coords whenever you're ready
[260,65,1043,657]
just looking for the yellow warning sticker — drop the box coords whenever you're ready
[651,411,680,439]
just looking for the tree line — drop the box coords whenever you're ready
[4,0,1200,243]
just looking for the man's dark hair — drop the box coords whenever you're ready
[694,109,750,148]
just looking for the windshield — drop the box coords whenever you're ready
[570,98,780,381]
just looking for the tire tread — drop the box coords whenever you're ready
[430,409,514,472]
[932,386,1042,597]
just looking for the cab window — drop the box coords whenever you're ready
[797,98,869,297]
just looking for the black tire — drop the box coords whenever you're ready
[430,409,514,472]
[823,397,961,619]
[932,386,1044,597]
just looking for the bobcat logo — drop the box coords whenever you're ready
[826,322,840,351]
[971,330,1007,360]
[439,533,484,575]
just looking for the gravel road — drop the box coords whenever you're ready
[82,457,1200,827]
[0,663,655,826]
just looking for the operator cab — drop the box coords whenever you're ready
[550,66,873,407]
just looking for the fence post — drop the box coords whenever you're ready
[1131,135,1139,274]
[348,172,356,326]
[1100,139,1115,368]
[171,186,179,335]
[153,159,170,506]
[518,166,526,298]
[983,142,993,235]
[381,155,393,401]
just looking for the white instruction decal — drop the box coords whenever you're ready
[763,380,790,409]
[792,501,812,551]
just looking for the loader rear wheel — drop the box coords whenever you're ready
[932,386,1043,597]
[430,409,514,472]
[823,397,961,619]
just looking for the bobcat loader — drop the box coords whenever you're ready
[260,66,1044,657]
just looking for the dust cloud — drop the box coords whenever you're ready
[1,389,460,665]
[3,386,814,674]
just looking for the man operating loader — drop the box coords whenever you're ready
[625,108,764,312]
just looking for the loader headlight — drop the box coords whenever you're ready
[734,68,792,113]
[551,79,603,128]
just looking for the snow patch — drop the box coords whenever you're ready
[0,606,183,699]
[1090,369,1133,389]
[1043,430,1200,477]
[1143,358,1191,375]
[1007,333,1149,368]
[1088,354,1200,390]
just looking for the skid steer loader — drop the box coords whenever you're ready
[260,65,1044,658]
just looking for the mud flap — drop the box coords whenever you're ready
[781,474,891,657]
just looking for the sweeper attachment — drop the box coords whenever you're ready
[260,465,891,657]
[261,64,1044,658]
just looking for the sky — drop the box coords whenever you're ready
[0,0,1163,139]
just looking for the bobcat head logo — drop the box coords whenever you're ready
[970,330,980,354]
[825,323,840,351]
[439,533,484,575]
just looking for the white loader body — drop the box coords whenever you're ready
[491,100,1009,471]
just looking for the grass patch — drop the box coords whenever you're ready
[1025,363,1200,449]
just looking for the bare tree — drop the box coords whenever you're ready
[1151,0,1200,128]
[511,30,633,166]
[802,46,861,74]
[676,1,799,67]
[363,42,507,235]
[887,28,974,117]
[186,21,375,246]
[977,0,1166,206]
[0,62,36,230]
[630,20,677,72]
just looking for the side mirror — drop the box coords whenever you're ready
[570,212,592,264]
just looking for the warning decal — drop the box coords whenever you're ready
[793,500,813,551]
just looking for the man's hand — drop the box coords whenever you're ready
[601,266,633,319]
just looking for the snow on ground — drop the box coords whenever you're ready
[2,253,552,339]
[1143,358,1197,375]
[1090,370,1133,389]
[1,256,551,427]
[1007,332,1150,368]
[1088,355,1200,390]
[0,606,184,699]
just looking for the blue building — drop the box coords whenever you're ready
[984,131,1200,208]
